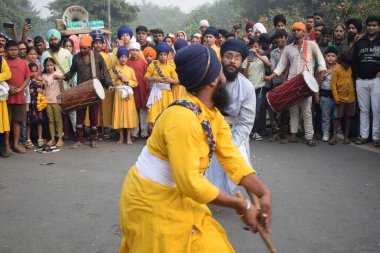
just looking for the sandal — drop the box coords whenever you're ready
[56,141,64,147]
[38,139,45,147]
[343,139,351,145]
[26,140,34,149]
[13,145,26,153]
[328,138,337,145]
[306,139,316,147]
[355,138,370,145]
[1,148,12,158]
[47,140,56,146]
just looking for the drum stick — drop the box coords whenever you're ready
[236,191,277,253]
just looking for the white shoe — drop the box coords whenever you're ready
[322,133,329,142]
[337,133,344,140]
[254,133,263,141]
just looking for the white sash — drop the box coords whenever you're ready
[135,146,175,187]
[0,82,9,101]
[146,82,171,108]
[115,85,134,99]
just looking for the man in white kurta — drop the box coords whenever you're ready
[205,39,256,194]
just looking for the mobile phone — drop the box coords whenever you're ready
[249,50,255,58]
[25,18,32,25]
[3,23,14,29]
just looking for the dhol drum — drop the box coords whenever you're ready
[58,78,105,113]
[267,71,319,113]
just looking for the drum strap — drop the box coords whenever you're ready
[90,50,97,79]
[48,50,66,74]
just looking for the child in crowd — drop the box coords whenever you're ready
[144,42,179,130]
[42,57,64,147]
[25,63,44,148]
[319,46,338,142]
[243,38,271,141]
[329,53,356,145]
[112,46,138,145]
[26,47,41,71]
[5,40,31,154]
[142,47,156,65]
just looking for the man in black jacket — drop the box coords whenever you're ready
[352,16,380,147]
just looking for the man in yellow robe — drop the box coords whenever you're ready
[118,44,272,253]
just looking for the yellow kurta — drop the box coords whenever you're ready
[145,60,178,124]
[211,44,221,61]
[112,65,138,129]
[85,52,114,127]
[167,59,187,100]
[0,57,12,133]
[118,93,255,253]
[331,65,356,103]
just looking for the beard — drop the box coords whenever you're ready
[212,80,230,112]
[347,32,356,42]
[49,43,60,52]
[222,64,239,82]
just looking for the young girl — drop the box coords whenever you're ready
[329,53,356,145]
[26,47,41,75]
[26,63,44,148]
[319,46,338,142]
[112,46,138,144]
[42,58,64,147]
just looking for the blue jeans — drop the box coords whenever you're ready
[320,96,334,134]
[252,87,269,133]
[20,122,27,145]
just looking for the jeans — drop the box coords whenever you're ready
[20,122,26,144]
[252,87,269,134]
[320,96,334,135]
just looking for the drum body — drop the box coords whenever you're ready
[58,79,105,113]
[267,71,319,113]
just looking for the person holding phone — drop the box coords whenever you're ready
[242,38,271,141]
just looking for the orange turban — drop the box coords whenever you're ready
[143,47,157,59]
[292,22,306,32]
[79,35,93,47]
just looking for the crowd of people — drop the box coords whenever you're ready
[0,12,379,158]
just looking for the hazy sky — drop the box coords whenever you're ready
[31,0,210,18]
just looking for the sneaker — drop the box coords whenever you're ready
[337,133,344,141]
[252,133,263,141]
[322,133,329,142]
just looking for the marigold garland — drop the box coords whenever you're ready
[36,93,47,111]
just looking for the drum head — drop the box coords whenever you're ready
[303,71,319,93]
[93,79,105,100]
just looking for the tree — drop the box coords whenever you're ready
[46,0,139,38]
[0,0,41,40]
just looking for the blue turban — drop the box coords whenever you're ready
[220,39,249,61]
[174,44,221,90]
[117,25,133,40]
[174,39,187,51]
[117,46,129,58]
[156,42,170,56]
[46,29,61,42]
[204,26,218,38]
[90,30,104,44]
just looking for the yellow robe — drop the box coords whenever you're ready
[145,60,178,124]
[0,57,12,133]
[211,44,221,61]
[167,59,187,100]
[118,93,255,253]
[112,65,138,129]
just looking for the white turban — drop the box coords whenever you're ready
[253,23,267,34]
[199,20,209,27]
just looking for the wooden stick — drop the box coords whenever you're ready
[236,191,277,253]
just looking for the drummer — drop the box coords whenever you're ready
[265,22,326,146]
[55,35,112,149]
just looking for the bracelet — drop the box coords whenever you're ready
[238,199,251,217]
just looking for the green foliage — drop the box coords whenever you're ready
[0,0,41,39]
[129,3,188,35]
[46,0,139,37]
[265,2,309,32]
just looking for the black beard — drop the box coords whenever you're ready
[222,65,239,81]
[49,43,60,52]
[347,32,356,42]
[213,80,230,112]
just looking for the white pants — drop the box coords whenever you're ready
[69,111,76,132]
[356,78,380,141]
[131,109,148,138]
[289,96,314,140]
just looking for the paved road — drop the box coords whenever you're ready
[1,138,379,253]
